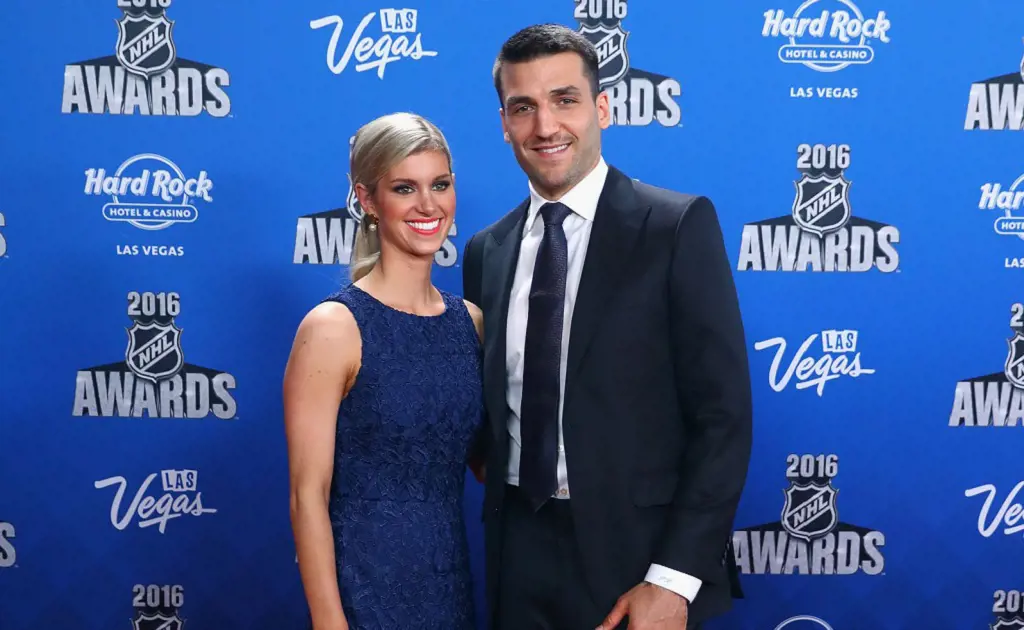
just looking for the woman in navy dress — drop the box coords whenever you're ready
[284,112,484,630]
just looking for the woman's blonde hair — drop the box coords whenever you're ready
[348,112,453,282]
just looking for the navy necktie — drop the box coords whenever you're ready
[520,201,572,510]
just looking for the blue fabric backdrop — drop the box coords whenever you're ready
[1,1,1022,628]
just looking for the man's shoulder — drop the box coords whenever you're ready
[620,174,715,231]
[470,198,529,243]
[631,177,708,214]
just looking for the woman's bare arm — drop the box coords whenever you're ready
[284,302,360,630]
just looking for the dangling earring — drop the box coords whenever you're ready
[368,215,377,231]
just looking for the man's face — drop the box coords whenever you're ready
[499,52,610,200]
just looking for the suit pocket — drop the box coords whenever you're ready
[631,471,679,507]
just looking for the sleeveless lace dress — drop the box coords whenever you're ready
[319,284,482,629]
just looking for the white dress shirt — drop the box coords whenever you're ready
[503,156,702,603]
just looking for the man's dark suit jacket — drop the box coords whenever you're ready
[462,164,752,626]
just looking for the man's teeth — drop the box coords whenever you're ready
[539,144,568,154]
[407,219,440,230]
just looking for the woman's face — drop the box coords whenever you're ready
[358,150,454,262]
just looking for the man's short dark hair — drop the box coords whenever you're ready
[492,24,601,107]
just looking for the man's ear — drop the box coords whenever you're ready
[596,90,611,130]
[499,108,510,143]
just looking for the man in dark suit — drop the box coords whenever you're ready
[462,23,752,630]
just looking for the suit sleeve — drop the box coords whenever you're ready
[462,233,482,306]
[462,234,490,468]
[653,195,753,586]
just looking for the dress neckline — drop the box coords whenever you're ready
[349,284,449,319]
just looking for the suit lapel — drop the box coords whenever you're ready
[565,166,651,389]
[482,200,528,439]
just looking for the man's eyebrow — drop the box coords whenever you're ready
[550,85,582,96]
[505,86,582,108]
[505,94,534,108]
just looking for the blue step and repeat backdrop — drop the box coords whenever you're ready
[1,0,1022,628]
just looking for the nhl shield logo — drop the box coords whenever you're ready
[115,12,176,78]
[781,482,838,542]
[345,135,364,223]
[1004,332,1024,388]
[992,619,1024,630]
[132,612,184,630]
[792,173,852,237]
[577,24,630,89]
[775,617,834,630]
[125,321,184,382]
[345,171,363,223]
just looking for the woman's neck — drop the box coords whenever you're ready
[356,253,440,316]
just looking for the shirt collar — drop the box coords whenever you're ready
[524,156,608,233]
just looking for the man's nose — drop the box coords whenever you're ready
[534,103,560,139]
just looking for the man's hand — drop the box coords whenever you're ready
[596,583,688,630]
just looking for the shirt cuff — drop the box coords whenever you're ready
[644,564,701,603]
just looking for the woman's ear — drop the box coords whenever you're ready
[354,183,375,219]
